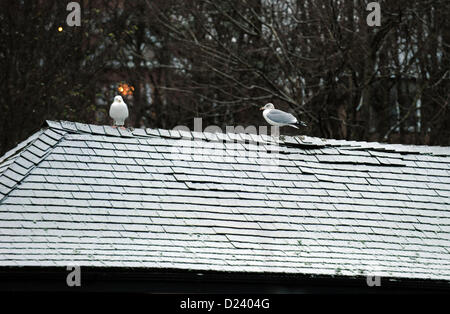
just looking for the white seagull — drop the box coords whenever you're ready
[260,103,307,129]
[109,95,129,127]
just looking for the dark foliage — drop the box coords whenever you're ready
[1,0,449,155]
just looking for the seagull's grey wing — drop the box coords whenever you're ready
[266,109,297,124]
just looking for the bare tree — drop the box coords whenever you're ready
[1,0,449,156]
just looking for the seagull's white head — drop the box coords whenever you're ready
[114,95,123,103]
[260,103,275,111]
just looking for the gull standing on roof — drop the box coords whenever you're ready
[260,103,307,129]
[109,95,129,127]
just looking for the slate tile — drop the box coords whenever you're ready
[60,121,77,132]
[130,128,147,137]
[158,128,171,138]
[117,127,134,137]
[191,131,206,141]
[41,131,61,146]
[104,126,121,137]
[0,185,8,195]
[0,175,16,188]
[88,124,105,135]
[33,135,51,152]
[211,132,225,142]
[46,120,62,130]
[8,164,28,176]
[225,132,242,142]
[165,129,181,139]
[27,145,46,158]
[177,129,192,140]
[72,122,90,134]
[436,190,450,198]
[145,128,159,137]
[42,129,63,143]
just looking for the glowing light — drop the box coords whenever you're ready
[58,26,63,32]
[118,83,134,96]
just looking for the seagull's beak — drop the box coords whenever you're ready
[259,106,265,110]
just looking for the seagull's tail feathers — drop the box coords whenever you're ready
[288,124,299,129]
[292,121,307,128]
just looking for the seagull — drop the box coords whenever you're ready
[109,95,129,127]
[260,103,307,129]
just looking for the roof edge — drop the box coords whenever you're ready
[1,266,449,292]
[0,127,66,202]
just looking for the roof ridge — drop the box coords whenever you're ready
[0,127,67,202]
[0,129,43,166]
[43,120,450,156]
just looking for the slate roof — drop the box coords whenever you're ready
[0,120,449,281]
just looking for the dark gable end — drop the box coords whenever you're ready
[0,120,450,292]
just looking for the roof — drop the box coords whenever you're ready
[0,120,449,282]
